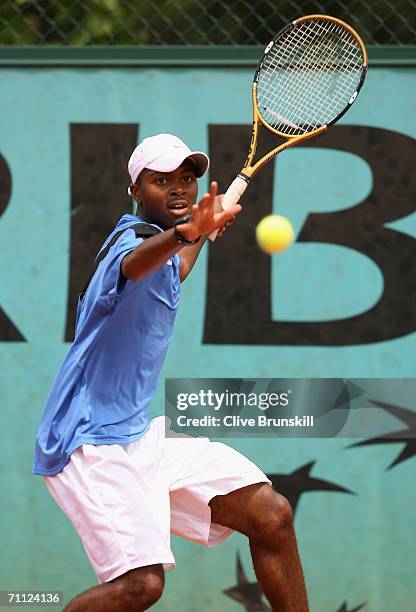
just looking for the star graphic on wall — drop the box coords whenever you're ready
[336,602,366,612]
[223,552,271,611]
[223,553,367,612]
[266,461,354,514]
[349,400,416,469]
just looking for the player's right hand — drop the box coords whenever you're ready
[176,181,241,242]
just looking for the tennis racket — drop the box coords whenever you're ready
[209,14,367,240]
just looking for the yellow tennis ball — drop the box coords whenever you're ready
[256,215,294,254]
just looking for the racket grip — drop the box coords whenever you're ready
[208,175,248,241]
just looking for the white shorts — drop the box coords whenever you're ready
[44,416,270,583]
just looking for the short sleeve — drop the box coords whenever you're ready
[102,228,144,299]
[79,228,144,313]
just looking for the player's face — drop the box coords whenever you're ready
[132,161,198,229]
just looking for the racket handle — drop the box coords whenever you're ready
[208,175,248,241]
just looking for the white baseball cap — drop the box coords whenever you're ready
[127,133,209,193]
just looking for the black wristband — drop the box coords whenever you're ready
[173,214,201,246]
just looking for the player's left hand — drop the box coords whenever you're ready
[177,181,241,242]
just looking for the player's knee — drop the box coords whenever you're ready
[269,492,294,537]
[250,489,294,544]
[114,565,165,610]
[137,571,164,608]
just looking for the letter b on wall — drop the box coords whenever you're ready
[204,126,416,346]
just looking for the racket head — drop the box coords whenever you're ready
[254,15,368,139]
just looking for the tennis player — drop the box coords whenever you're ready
[33,133,309,612]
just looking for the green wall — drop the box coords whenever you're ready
[0,63,415,611]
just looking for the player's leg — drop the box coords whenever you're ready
[209,483,308,612]
[63,565,164,611]
[43,433,176,610]
[164,428,308,612]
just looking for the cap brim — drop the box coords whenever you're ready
[146,150,209,177]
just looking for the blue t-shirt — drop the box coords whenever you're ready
[33,214,181,476]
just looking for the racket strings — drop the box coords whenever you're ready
[257,18,364,136]
[264,21,361,124]
[261,24,362,133]
[265,23,359,132]
[262,22,344,133]
[260,25,342,133]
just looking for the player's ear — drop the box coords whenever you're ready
[130,182,141,200]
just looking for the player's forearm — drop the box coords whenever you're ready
[179,236,208,282]
[121,229,182,282]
